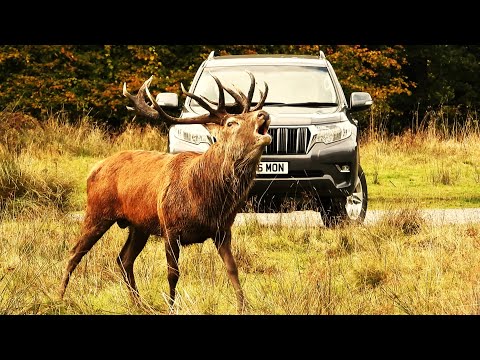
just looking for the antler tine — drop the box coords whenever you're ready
[123,75,153,99]
[144,83,186,124]
[251,81,269,111]
[191,71,262,115]
[210,74,225,111]
[182,76,227,110]
[221,71,256,113]
[244,70,256,113]
[223,86,244,107]
[200,95,218,105]
[123,77,161,122]
[180,84,224,117]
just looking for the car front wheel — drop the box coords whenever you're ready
[320,165,368,228]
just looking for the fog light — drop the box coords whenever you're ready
[336,164,350,173]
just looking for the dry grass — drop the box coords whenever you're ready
[1,207,479,315]
[1,109,480,314]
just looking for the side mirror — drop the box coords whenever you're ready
[349,92,373,112]
[156,93,179,107]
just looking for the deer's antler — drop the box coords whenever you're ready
[123,73,268,125]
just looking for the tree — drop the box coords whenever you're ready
[0,45,415,131]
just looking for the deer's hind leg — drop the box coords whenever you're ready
[60,215,115,298]
[164,233,181,310]
[117,226,150,305]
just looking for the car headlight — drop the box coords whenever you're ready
[311,122,353,145]
[172,126,215,145]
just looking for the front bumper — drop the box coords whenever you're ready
[250,136,359,199]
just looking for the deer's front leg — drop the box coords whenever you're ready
[214,229,247,314]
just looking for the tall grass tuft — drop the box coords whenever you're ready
[111,122,168,153]
[0,145,75,215]
[0,147,24,202]
[474,165,480,184]
[429,162,461,185]
[377,203,426,236]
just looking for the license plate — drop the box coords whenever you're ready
[257,162,289,174]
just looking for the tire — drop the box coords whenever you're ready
[320,165,368,228]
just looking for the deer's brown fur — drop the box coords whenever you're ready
[59,74,271,313]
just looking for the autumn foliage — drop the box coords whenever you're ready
[1,45,477,132]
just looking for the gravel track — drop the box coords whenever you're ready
[234,208,480,227]
[68,208,480,227]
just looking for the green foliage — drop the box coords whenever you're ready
[0,45,415,129]
[404,45,480,108]
[389,45,480,133]
[0,45,211,127]
[1,45,480,134]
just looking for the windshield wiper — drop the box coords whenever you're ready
[264,102,338,108]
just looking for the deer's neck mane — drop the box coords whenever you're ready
[191,142,260,221]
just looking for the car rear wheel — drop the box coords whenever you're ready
[320,165,368,228]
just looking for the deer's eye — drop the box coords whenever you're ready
[227,121,238,127]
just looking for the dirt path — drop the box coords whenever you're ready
[234,208,480,227]
[68,208,480,227]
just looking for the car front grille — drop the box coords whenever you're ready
[264,127,311,155]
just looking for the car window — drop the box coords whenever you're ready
[190,65,337,111]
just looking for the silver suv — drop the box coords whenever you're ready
[162,51,373,227]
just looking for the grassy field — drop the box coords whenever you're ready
[362,127,480,209]
[0,110,479,315]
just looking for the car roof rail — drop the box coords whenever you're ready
[319,50,326,60]
[208,51,216,59]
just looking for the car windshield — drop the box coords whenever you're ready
[190,65,338,112]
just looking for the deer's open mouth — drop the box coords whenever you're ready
[255,118,272,146]
[256,118,271,136]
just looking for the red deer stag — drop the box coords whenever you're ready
[59,73,271,313]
